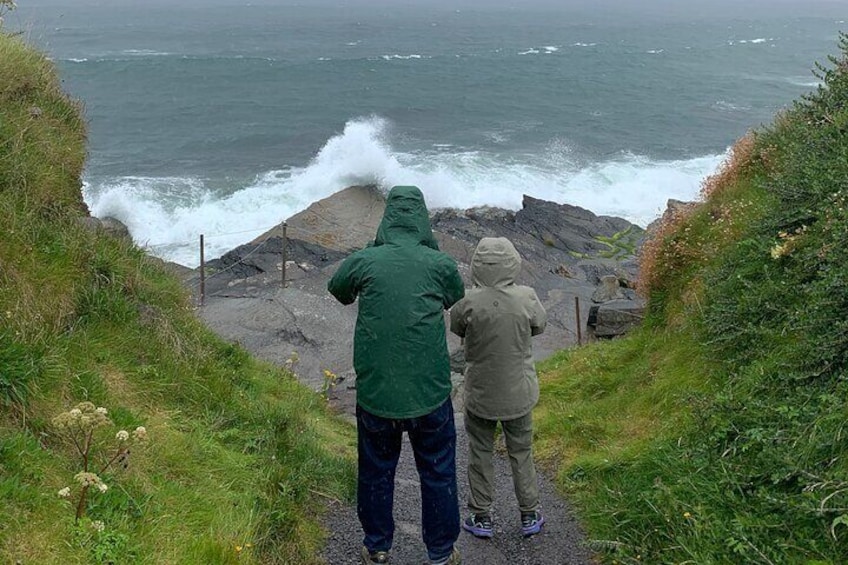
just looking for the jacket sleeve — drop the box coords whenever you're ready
[449,299,467,338]
[528,288,547,336]
[440,256,466,309]
[327,253,364,305]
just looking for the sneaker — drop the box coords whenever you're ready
[520,510,545,537]
[430,546,461,565]
[462,513,493,539]
[360,545,389,564]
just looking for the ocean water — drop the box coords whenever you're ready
[9,0,845,266]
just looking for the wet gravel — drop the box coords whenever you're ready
[321,409,592,565]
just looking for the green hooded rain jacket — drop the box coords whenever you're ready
[328,185,465,419]
[450,237,547,420]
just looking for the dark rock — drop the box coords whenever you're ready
[206,236,346,283]
[588,298,647,338]
[78,215,132,241]
[100,217,131,240]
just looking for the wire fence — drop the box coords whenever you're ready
[163,219,592,347]
[171,220,382,304]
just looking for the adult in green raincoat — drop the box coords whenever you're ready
[450,237,548,539]
[328,185,464,565]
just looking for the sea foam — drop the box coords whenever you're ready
[84,117,723,267]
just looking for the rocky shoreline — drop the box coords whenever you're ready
[182,185,648,414]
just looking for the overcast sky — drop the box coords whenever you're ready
[14,0,848,24]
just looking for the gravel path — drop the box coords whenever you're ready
[321,402,592,565]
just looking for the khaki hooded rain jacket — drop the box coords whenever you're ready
[450,237,547,420]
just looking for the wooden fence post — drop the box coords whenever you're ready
[281,222,288,288]
[575,296,582,346]
[199,234,205,306]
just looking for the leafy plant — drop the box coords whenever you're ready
[52,402,148,522]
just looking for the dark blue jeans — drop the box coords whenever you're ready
[357,398,460,562]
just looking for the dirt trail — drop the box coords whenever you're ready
[321,389,592,565]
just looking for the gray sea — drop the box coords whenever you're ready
[9,0,845,265]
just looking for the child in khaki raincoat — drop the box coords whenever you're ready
[450,236,547,539]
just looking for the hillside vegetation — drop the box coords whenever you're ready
[0,33,354,564]
[535,34,848,563]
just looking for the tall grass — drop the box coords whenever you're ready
[0,32,355,564]
[535,33,848,563]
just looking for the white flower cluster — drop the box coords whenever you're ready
[74,472,107,492]
[116,430,129,442]
[52,402,112,431]
[90,520,105,533]
[132,426,147,441]
[58,487,72,499]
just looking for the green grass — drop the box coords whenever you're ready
[595,226,642,260]
[0,32,355,564]
[536,325,714,470]
[535,34,848,563]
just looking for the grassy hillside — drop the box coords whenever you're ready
[0,32,355,564]
[535,35,848,563]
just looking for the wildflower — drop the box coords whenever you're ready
[77,401,97,413]
[74,472,103,489]
[91,520,105,533]
[235,545,243,553]
[97,483,108,493]
[58,487,72,498]
[132,426,148,441]
[683,511,692,519]
[95,407,108,416]
[116,430,129,442]
[69,408,82,417]
[770,241,791,260]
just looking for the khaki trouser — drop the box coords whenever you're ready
[465,409,539,514]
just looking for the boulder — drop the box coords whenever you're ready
[646,198,698,235]
[253,184,385,252]
[78,215,132,241]
[587,299,647,339]
[591,274,626,303]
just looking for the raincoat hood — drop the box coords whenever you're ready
[374,185,439,250]
[471,237,521,288]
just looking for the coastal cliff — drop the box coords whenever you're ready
[5,20,848,565]
[195,185,647,402]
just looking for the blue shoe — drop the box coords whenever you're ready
[462,513,493,539]
[520,510,545,537]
